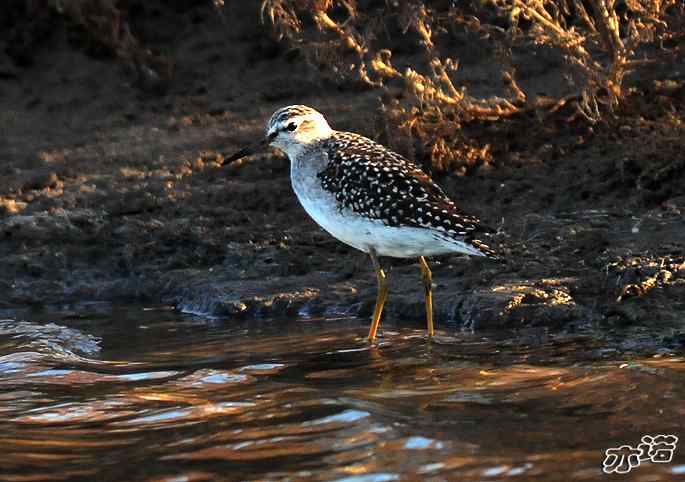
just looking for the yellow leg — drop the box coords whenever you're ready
[368,249,388,341]
[419,256,434,337]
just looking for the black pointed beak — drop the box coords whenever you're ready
[222,134,274,166]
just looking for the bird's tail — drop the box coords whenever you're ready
[469,237,500,260]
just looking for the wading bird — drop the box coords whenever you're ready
[224,105,497,341]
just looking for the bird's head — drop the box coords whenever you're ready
[223,105,332,165]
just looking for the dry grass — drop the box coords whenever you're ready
[260,0,683,172]
[502,0,680,115]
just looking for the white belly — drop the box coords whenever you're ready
[291,176,483,258]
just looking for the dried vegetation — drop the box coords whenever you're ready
[260,0,684,173]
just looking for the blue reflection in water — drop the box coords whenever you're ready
[201,372,247,384]
[334,474,399,482]
[125,409,192,424]
[115,371,179,381]
[403,436,443,449]
[310,409,370,425]
[28,369,72,377]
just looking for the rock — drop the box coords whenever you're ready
[159,268,345,319]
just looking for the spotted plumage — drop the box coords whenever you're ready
[315,131,496,258]
[223,104,502,341]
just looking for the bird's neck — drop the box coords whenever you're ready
[287,137,334,187]
[285,131,334,167]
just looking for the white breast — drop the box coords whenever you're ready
[289,160,483,259]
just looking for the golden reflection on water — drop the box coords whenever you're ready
[0,310,683,481]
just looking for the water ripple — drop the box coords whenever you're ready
[0,307,682,482]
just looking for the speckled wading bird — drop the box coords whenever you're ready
[224,105,497,341]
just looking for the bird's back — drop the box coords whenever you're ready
[311,131,497,258]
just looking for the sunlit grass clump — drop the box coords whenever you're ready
[260,0,683,173]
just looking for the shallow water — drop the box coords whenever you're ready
[0,305,683,481]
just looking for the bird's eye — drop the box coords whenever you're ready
[286,122,297,132]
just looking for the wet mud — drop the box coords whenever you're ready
[0,2,684,349]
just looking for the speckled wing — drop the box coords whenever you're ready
[316,131,497,257]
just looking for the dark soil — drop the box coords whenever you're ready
[1,2,683,349]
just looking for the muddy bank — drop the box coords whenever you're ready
[0,2,684,345]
